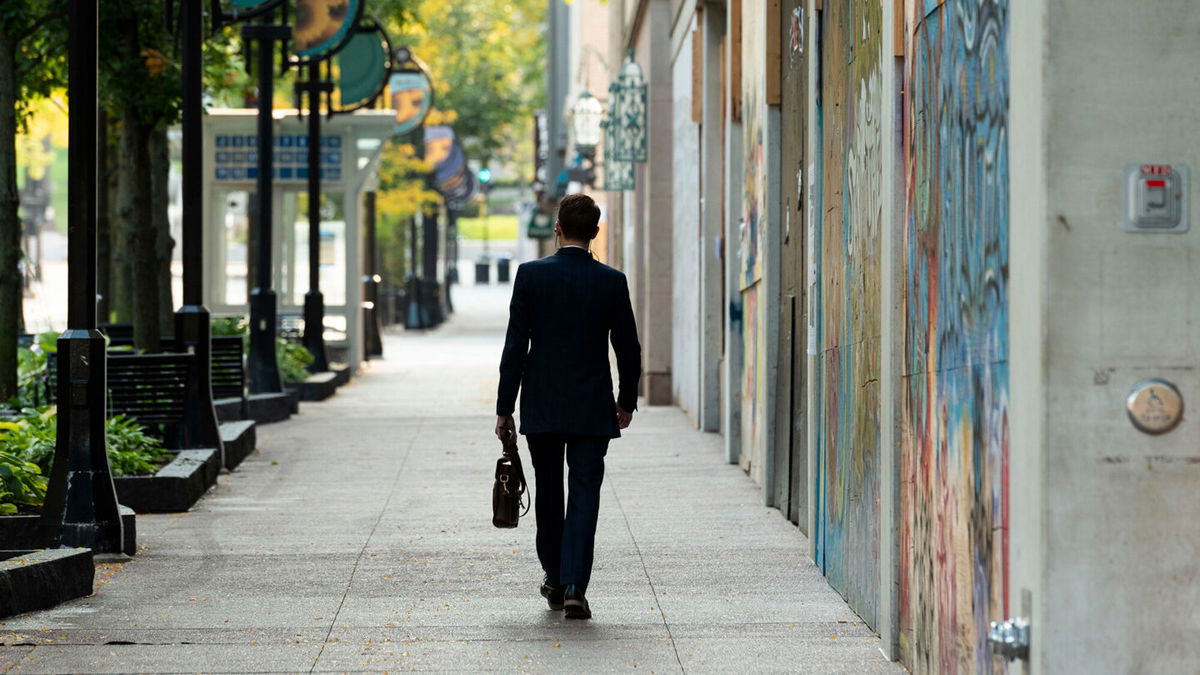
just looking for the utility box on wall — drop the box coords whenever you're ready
[1124,163,1189,232]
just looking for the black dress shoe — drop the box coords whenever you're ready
[540,583,565,610]
[563,585,591,620]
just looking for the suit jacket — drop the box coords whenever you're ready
[497,247,642,438]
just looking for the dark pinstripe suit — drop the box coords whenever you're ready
[496,246,641,592]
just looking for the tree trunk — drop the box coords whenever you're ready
[112,115,134,324]
[97,109,111,323]
[116,109,160,353]
[150,126,174,336]
[0,32,22,401]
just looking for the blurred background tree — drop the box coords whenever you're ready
[0,0,67,401]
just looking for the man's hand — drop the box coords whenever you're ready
[616,407,633,430]
[495,415,516,443]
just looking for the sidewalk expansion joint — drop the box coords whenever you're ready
[307,416,426,674]
[609,480,686,674]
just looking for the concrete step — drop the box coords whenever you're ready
[219,420,257,470]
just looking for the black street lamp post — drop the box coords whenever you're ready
[40,0,123,553]
[175,0,223,456]
[242,20,289,394]
[421,194,440,326]
[404,123,424,329]
[298,62,333,373]
[363,191,383,357]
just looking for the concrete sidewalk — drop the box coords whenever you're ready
[0,283,899,673]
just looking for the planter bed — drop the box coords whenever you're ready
[0,549,93,618]
[0,507,137,557]
[113,449,220,514]
[219,420,257,470]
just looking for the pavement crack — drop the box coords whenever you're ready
[609,480,686,674]
[308,416,426,673]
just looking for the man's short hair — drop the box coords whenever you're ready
[557,194,601,241]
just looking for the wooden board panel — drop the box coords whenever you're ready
[898,2,1011,672]
[766,0,783,105]
[774,0,810,527]
[813,0,883,631]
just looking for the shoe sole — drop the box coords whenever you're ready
[563,601,591,620]
[540,587,565,611]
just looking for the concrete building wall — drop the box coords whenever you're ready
[642,0,675,405]
[1033,1,1200,672]
[671,12,702,420]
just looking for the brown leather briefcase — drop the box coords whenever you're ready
[492,441,529,528]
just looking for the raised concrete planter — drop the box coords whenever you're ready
[113,449,220,514]
[214,396,248,422]
[246,392,293,424]
[0,507,137,557]
[0,548,93,618]
[219,420,257,470]
[298,371,338,401]
[330,363,351,387]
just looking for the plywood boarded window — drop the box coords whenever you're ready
[767,0,782,105]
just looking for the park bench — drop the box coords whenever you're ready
[155,337,258,470]
[100,353,222,513]
[211,335,249,418]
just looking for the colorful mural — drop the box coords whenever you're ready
[739,4,769,480]
[814,0,883,628]
[899,1,1010,673]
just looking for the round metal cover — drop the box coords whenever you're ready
[1126,378,1185,435]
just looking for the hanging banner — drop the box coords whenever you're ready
[390,71,432,134]
[423,126,477,204]
[335,26,390,111]
[292,0,363,64]
[424,126,464,188]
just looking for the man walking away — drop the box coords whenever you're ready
[495,193,642,620]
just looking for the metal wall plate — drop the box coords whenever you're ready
[1126,378,1185,435]
[1124,164,1190,233]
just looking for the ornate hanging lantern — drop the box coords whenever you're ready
[603,86,634,191]
[611,50,647,163]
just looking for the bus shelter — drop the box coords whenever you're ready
[202,109,393,371]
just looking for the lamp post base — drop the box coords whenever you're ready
[364,276,383,357]
[302,290,329,372]
[39,330,123,553]
[248,288,283,394]
[175,305,224,460]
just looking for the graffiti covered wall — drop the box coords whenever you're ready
[898,1,1010,672]
[739,2,770,482]
[814,0,883,628]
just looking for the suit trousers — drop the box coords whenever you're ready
[526,433,609,595]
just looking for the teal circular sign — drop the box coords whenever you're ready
[335,28,388,111]
[293,0,362,64]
